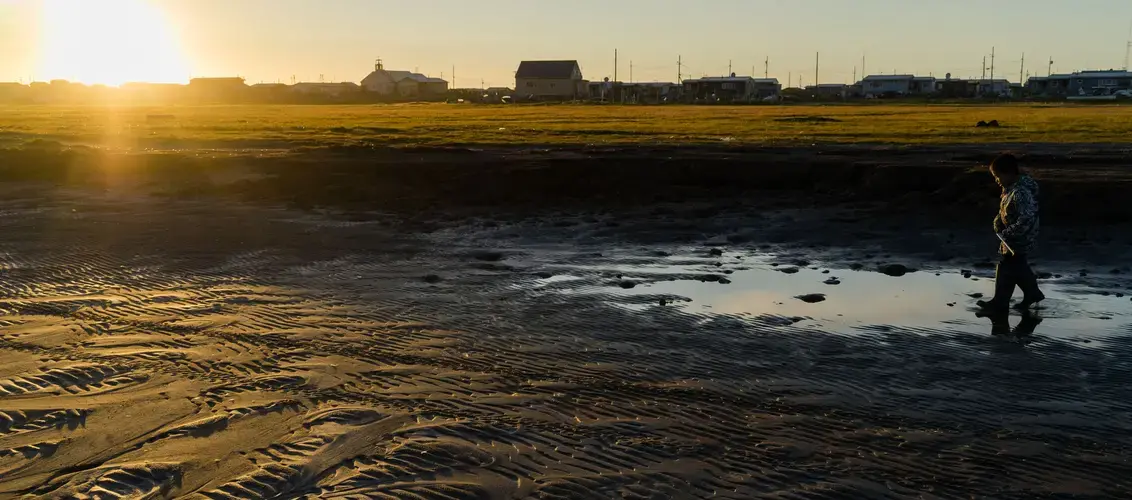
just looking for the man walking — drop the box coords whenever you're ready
[976,153,1045,311]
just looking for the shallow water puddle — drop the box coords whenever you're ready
[544,251,1131,342]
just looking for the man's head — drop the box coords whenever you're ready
[990,153,1020,188]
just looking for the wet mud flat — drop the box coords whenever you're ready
[0,143,1131,498]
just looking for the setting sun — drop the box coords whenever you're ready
[37,0,190,86]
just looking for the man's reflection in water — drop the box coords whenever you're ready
[978,309,1042,342]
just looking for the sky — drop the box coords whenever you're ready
[2,0,1131,87]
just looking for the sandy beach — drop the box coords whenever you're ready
[1,143,1130,498]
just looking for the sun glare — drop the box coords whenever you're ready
[38,0,190,86]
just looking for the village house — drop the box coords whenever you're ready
[683,75,781,102]
[360,59,448,98]
[291,82,361,97]
[1027,70,1132,96]
[858,75,939,97]
[514,60,586,100]
[189,77,246,91]
[806,83,850,99]
[974,79,1012,96]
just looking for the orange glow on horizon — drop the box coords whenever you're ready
[38,0,191,86]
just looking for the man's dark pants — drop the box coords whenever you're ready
[992,252,1041,303]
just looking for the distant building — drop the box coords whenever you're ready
[514,60,585,100]
[858,75,938,97]
[0,82,27,101]
[189,77,246,90]
[291,82,360,96]
[360,59,448,97]
[974,79,1012,96]
[935,78,979,98]
[683,75,781,102]
[862,75,910,96]
[806,83,850,99]
[1027,70,1132,96]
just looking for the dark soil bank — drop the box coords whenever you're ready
[4,142,1132,225]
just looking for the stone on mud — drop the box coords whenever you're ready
[795,293,827,303]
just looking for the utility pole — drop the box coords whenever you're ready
[1125,20,1132,70]
[862,54,866,78]
[1048,57,1053,76]
[990,46,995,82]
[815,52,819,86]
[630,61,633,83]
[1019,53,1024,85]
[765,57,769,78]
[982,56,987,80]
[728,60,732,75]
[452,65,456,88]
[614,49,618,82]
[788,72,791,88]
[853,67,856,83]
[677,55,683,82]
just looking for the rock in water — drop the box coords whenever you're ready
[823,278,841,285]
[469,250,505,262]
[619,280,637,289]
[879,264,909,277]
[795,293,827,303]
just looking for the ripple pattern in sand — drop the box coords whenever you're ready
[0,200,1130,499]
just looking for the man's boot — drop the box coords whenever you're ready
[977,256,1016,311]
[1013,256,1046,310]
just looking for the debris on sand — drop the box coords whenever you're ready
[879,264,911,277]
[777,267,800,274]
[423,274,443,284]
[473,262,514,271]
[699,275,723,282]
[535,271,554,279]
[709,248,724,256]
[775,115,841,123]
[619,280,637,289]
[469,250,505,262]
[718,278,732,284]
[947,302,956,307]
[823,278,841,285]
[968,292,983,299]
[961,270,973,278]
[795,293,827,303]
[1117,293,1125,298]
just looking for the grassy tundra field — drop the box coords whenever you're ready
[2,103,1132,148]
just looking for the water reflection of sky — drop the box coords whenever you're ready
[554,252,1131,342]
